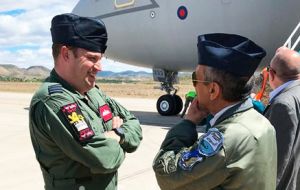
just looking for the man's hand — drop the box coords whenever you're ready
[112,116,123,129]
[104,116,124,142]
[185,99,209,125]
[104,130,121,142]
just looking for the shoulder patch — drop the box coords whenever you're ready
[178,148,203,171]
[61,103,95,142]
[198,127,224,157]
[178,128,224,171]
[48,84,63,95]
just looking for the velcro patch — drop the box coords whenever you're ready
[198,128,224,157]
[99,104,113,122]
[178,149,203,171]
[178,128,223,171]
[61,103,94,142]
[48,84,63,95]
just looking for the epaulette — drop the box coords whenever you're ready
[48,84,63,95]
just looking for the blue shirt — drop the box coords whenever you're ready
[269,80,296,102]
[209,102,240,127]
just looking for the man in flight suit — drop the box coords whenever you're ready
[29,13,142,190]
[153,33,277,190]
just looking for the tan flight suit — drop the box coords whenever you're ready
[153,99,277,190]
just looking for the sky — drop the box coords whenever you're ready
[0,0,151,72]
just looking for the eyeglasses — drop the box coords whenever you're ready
[192,79,212,83]
[192,72,212,86]
[267,65,276,74]
[192,79,212,87]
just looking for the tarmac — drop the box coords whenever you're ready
[0,91,184,190]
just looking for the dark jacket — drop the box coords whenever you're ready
[264,80,300,190]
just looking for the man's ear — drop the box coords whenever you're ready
[269,70,275,81]
[61,46,69,62]
[209,82,220,100]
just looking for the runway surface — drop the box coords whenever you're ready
[0,92,183,190]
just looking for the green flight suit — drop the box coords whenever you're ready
[29,70,143,190]
[153,99,277,190]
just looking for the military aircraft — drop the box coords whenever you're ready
[73,0,300,116]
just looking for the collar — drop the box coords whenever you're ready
[48,69,85,99]
[269,80,296,102]
[210,98,253,127]
[209,102,240,127]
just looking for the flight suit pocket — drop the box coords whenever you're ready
[45,178,76,190]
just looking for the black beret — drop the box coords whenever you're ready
[197,33,266,77]
[51,13,107,53]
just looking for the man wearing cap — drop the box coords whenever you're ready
[264,47,300,190]
[153,33,277,190]
[29,13,142,190]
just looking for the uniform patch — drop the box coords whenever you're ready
[48,84,63,95]
[178,128,223,171]
[61,103,95,142]
[198,128,224,157]
[99,104,113,122]
[178,149,203,171]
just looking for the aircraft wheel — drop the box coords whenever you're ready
[173,95,183,115]
[156,95,175,116]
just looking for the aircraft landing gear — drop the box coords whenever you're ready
[153,69,183,116]
[156,94,183,116]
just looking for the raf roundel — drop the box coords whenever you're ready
[177,6,188,20]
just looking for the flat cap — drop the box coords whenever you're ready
[197,33,266,77]
[51,13,107,53]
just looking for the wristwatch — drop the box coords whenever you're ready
[113,127,125,144]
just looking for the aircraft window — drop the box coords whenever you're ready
[114,0,135,9]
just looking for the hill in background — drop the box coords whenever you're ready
[0,64,154,81]
[0,64,193,82]
[0,64,50,80]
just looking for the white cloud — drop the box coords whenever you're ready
[0,0,151,72]
[0,0,77,69]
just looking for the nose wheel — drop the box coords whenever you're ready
[156,94,183,116]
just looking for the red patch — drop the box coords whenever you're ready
[62,103,77,113]
[99,104,113,122]
[79,128,95,141]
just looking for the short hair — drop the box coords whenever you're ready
[203,66,254,102]
[272,52,300,82]
[52,43,79,62]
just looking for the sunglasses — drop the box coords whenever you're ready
[192,72,212,87]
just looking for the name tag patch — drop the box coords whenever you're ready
[99,104,113,122]
[198,128,224,157]
[61,103,95,142]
